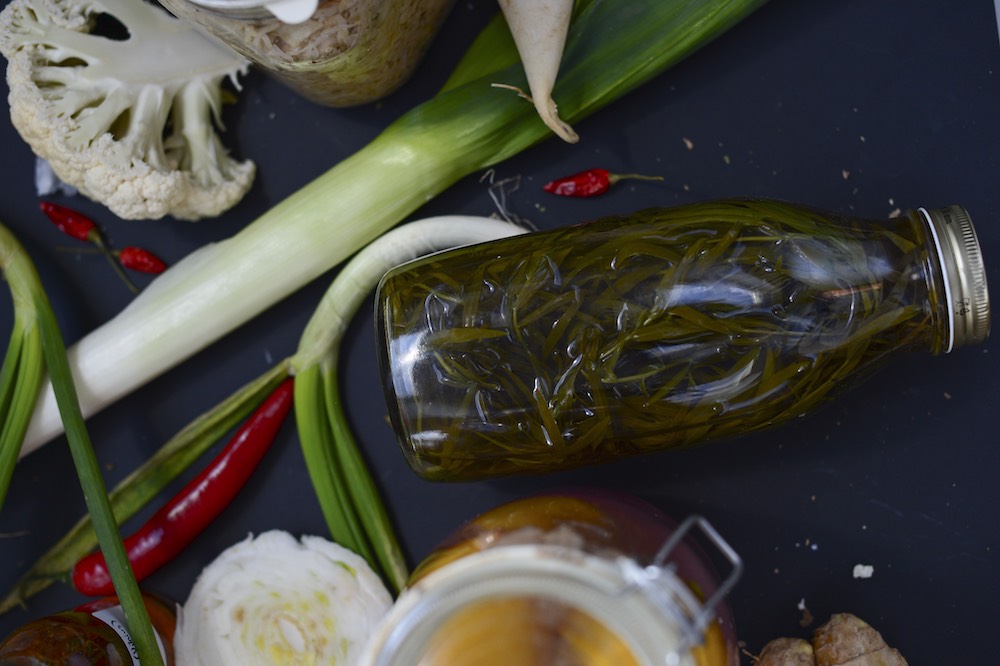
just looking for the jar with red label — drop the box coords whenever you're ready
[0,592,175,665]
[359,489,742,666]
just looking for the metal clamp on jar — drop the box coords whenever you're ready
[156,0,456,106]
[358,490,744,666]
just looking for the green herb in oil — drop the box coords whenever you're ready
[379,199,944,480]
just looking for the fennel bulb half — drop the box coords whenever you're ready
[175,530,392,665]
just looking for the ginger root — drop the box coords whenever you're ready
[757,637,815,665]
[756,613,907,666]
[812,614,907,666]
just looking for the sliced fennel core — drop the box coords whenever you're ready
[175,530,392,665]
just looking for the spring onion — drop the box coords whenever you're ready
[0,223,44,511]
[0,221,162,666]
[291,215,528,593]
[18,0,769,458]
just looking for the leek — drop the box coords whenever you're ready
[19,0,769,456]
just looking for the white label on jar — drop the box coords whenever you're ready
[92,605,167,665]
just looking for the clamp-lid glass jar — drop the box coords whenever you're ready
[156,0,456,106]
[358,489,742,666]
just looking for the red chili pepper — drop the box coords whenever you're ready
[117,246,167,274]
[39,201,100,242]
[542,168,664,197]
[71,378,295,596]
[39,201,143,293]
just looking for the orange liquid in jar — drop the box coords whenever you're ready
[403,489,737,666]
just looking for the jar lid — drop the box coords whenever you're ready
[359,516,742,666]
[919,206,991,351]
[358,546,700,666]
[185,0,318,23]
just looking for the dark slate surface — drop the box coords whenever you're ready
[1,1,998,661]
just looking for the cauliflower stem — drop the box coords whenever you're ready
[0,0,254,220]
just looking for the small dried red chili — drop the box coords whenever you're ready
[71,378,295,597]
[542,168,663,197]
[39,201,100,242]
[39,201,143,293]
[118,246,167,274]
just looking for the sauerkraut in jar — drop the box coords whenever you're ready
[156,0,456,106]
[359,489,743,666]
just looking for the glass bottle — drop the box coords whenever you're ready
[155,0,456,107]
[376,199,990,481]
[0,592,175,665]
[358,489,742,666]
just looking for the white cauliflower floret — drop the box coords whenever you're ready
[0,0,255,220]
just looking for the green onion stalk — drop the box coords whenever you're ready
[0,222,163,666]
[290,215,528,593]
[18,0,771,456]
[0,225,44,511]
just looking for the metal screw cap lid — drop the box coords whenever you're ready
[920,206,991,351]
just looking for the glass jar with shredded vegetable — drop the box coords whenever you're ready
[376,199,990,481]
[156,0,456,106]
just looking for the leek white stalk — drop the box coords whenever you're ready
[497,0,578,143]
[175,530,392,665]
[17,0,770,457]
[19,129,474,456]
